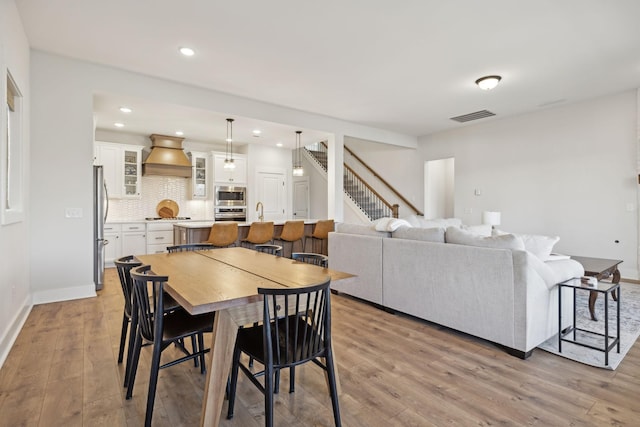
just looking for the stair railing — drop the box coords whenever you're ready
[343,145,423,217]
[304,141,399,220]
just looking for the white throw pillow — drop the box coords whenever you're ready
[445,226,526,251]
[374,217,412,232]
[461,224,493,237]
[518,234,560,261]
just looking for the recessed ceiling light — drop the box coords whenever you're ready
[475,75,502,90]
[276,142,283,147]
[119,106,132,113]
[252,129,261,135]
[179,47,195,57]
[175,131,184,136]
[114,122,124,128]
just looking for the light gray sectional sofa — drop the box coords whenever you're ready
[328,221,584,358]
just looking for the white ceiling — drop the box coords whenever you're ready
[15,0,640,146]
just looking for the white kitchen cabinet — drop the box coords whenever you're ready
[104,222,147,266]
[103,223,121,266]
[213,153,247,184]
[190,151,209,199]
[121,223,146,256]
[95,141,143,199]
[146,221,175,254]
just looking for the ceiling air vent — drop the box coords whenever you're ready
[450,110,496,123]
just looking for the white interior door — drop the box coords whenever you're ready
[292,177,309,219]
[256,169,287,221]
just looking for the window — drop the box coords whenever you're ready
[2,70,24,224]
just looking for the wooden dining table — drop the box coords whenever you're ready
[136,247,354,427]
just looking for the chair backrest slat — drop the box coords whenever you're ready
[130,265,169,343]
[114,255,142,317]
[167,243,215,253]
[259,278,331,368]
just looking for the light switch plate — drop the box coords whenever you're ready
[65,207,83,218]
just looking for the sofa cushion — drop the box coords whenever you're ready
[373,217,412,232]
[335,222,390,237]
[391,226,445,243]
[445,226,526,250]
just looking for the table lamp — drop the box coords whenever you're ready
[482,211,501,227]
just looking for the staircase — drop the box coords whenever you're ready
[305,143,399,221]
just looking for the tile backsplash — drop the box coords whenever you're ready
[107,176,214,221]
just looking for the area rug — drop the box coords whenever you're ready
[538,282,640,370]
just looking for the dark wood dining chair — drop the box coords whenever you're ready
[292,252,329,268]
[127,265,215,427]
[203,222,239,247]
[304,219,334,254]
[240,221,275,249]
[273,220,305,258]
[254,244,283,256]
[167,243,215,252]
[114,255,142,385]
[226,278,341,427]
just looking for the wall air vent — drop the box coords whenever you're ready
[450,110,496,123]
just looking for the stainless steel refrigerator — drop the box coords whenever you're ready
[93,165,109,290]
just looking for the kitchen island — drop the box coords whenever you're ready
[173,219,325,254]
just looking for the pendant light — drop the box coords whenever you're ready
[224,118,236,169]
[292,130,304,176]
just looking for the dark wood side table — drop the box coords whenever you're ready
[570,256,622,321]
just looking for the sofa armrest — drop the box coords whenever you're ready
[328,231,384,304]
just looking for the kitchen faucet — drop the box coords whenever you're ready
[256,202,264,222]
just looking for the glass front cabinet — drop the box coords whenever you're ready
[190,151,209,199]
[94,142,142,199]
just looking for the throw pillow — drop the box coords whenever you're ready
[445,226,526,251]
[374,217,412,232]
[461,224,493,237]
[518,234,560,261]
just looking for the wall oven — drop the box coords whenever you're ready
[215,207,247,222]
[215,185,246,206]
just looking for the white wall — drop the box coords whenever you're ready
[0,0,31,366]
[29,50,415,304]
[420,91,639,278]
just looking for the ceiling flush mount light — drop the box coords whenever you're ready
[224,118,236,170]
[292,130,304,176]
[252,129,261,137]
[119,106,132,113]
[175,131,184,136]
[475,75,502,90]
[179,47,195,57]
[114,122,124,128]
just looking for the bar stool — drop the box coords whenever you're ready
[240,221,275,249]
[203,222,239,248]
[273,220,305,258]
[304,219,334,255]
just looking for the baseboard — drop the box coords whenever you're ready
[0,297,32,369]
[32,283,96,305]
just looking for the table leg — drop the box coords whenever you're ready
[200,309,238,427]
[589,290,598,321]
[611,268,620,301]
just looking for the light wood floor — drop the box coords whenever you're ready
[1,268,640,426]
